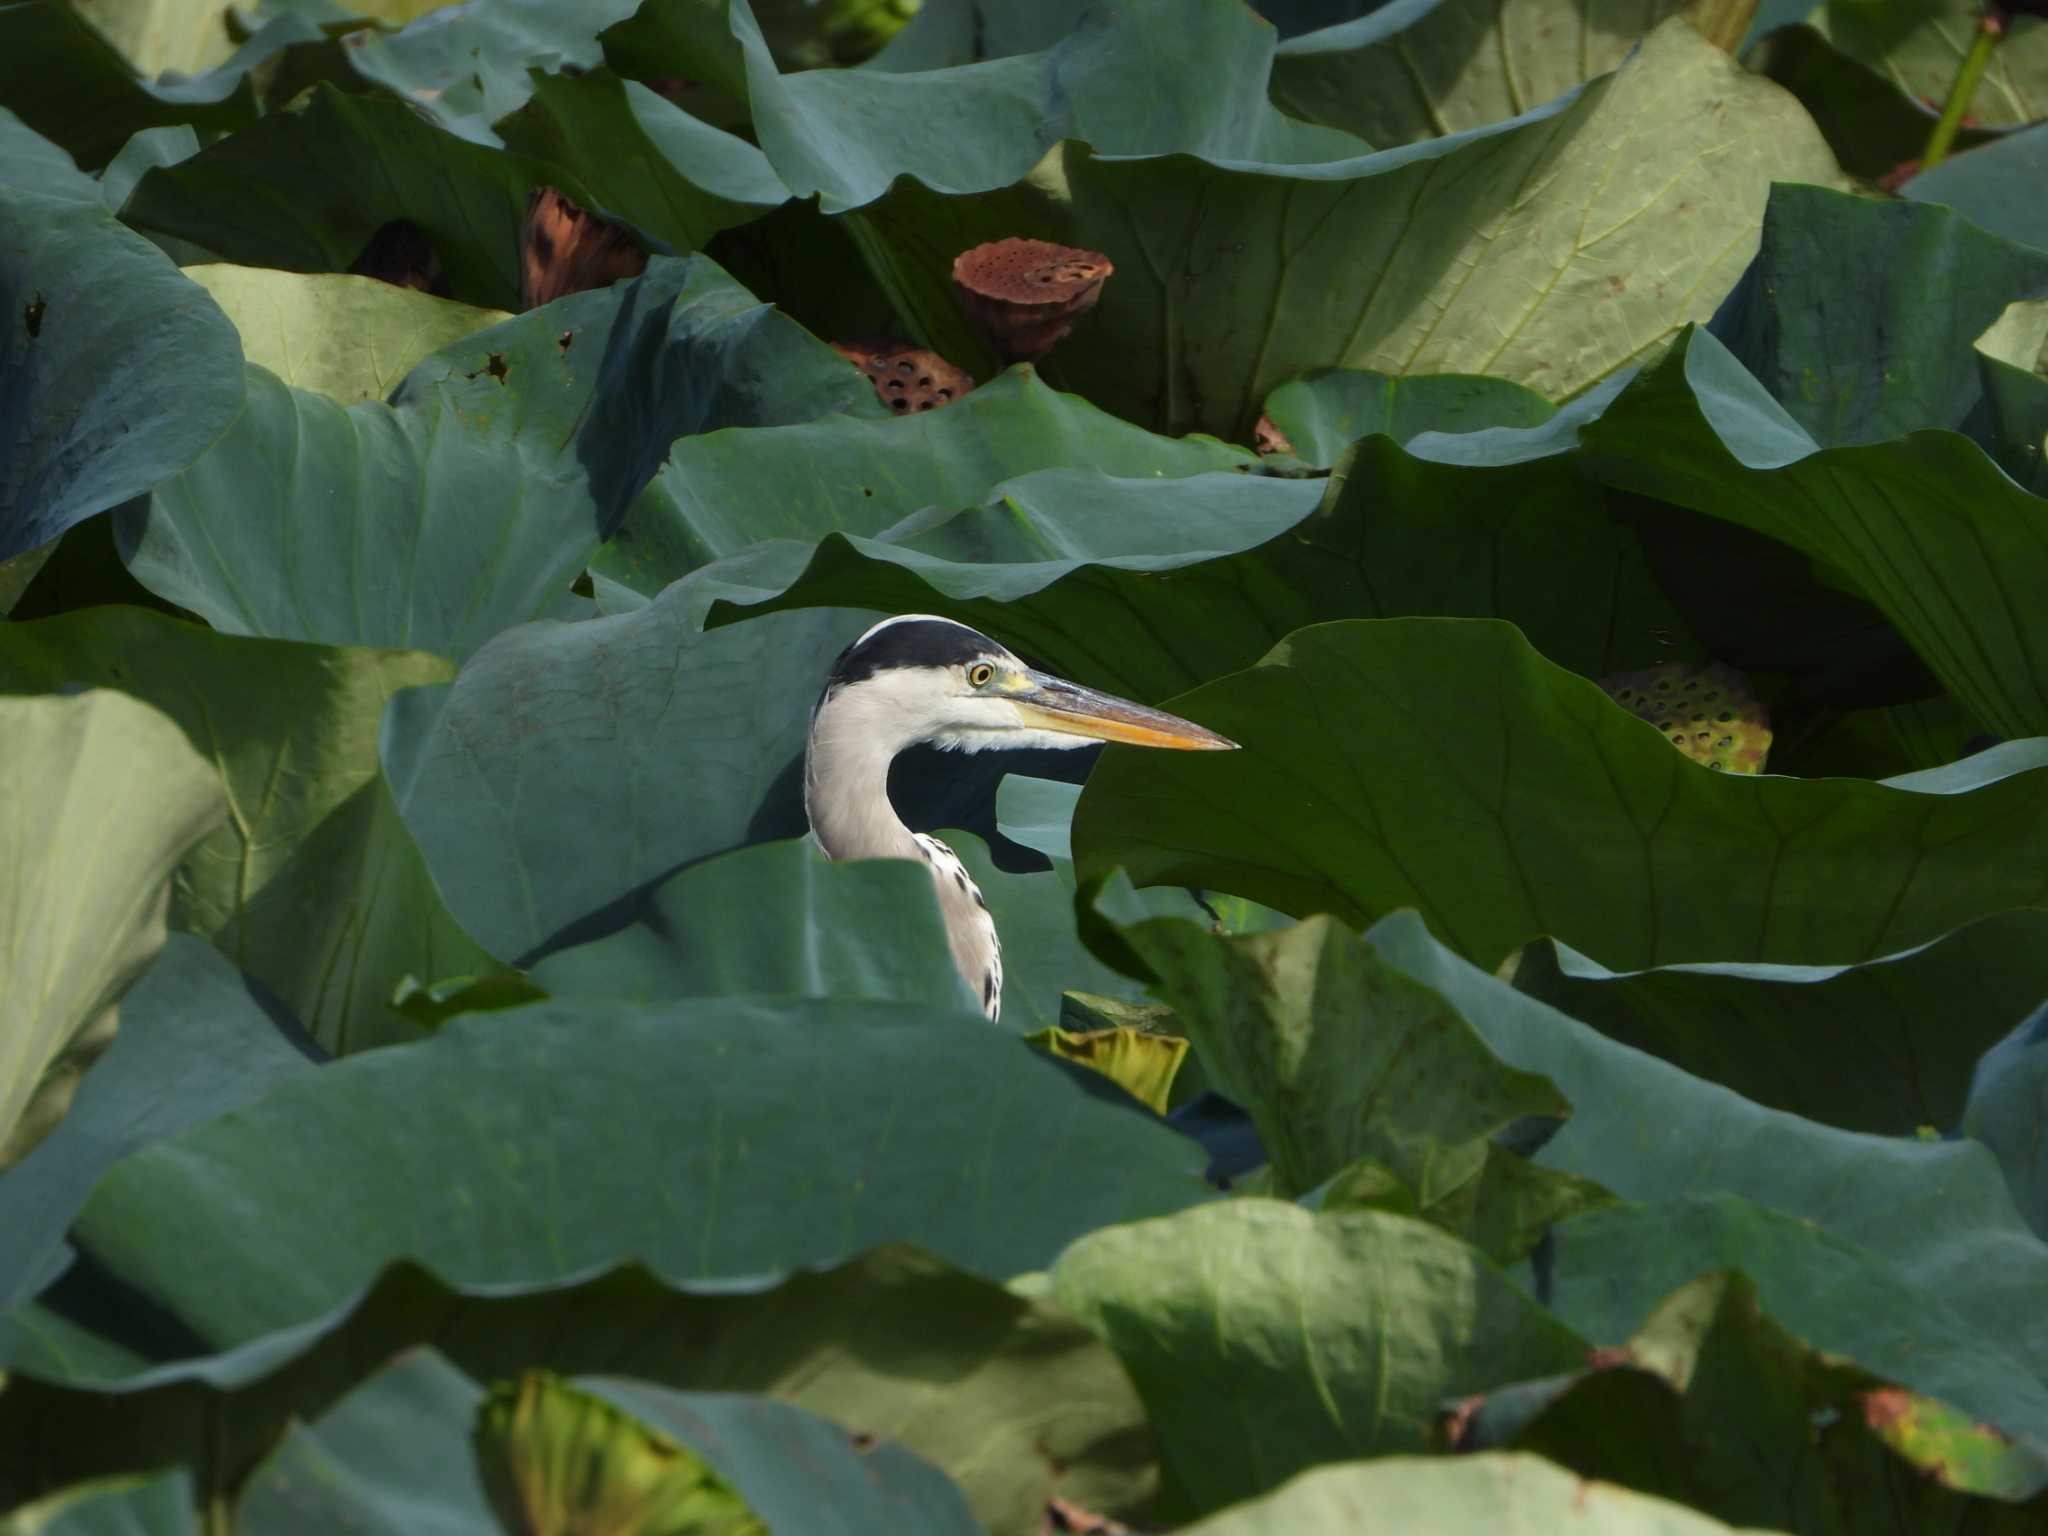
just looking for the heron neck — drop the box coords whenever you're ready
[804,702,921,863]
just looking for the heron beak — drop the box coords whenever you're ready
[1008,671,1238,751]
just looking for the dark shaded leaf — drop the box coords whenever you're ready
[1,1249,1152,1534]
[1518,911,2048,1135]
[1584,328,2048,738]
[1075,619,2048,971]
[0,111,243,563]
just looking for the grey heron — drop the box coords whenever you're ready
[805,614,1237,1021]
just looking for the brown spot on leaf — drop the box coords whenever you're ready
[23,294,45,338]
[557,330,574,356]
[848,1431,878,1453]
[952,237,1113,363]
[519,186,647,311]
[830,336,975,413]
[486,352,508,384]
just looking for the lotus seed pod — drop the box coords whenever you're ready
[1599,660,1771,773]
[951,237,1113,362]
[829,337,975,414]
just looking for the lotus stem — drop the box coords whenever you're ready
[1922,10,2005,171]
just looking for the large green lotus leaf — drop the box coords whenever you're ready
[1583,327,2048,739]
[1962,1005,2048,1243]
[1541,1196,2048,1453]
[738,0,1362,216]
[1368,912,2048,1437]
[0,4,280,170]
[1817,0,2048,128]
[0,1250,1156,1534]
[693,469,1323,695]
[1464,1270,2048,1525]
[0,692,225,1169]
[1267,0,1691,148]
[63,996,1210,1343]
[1176,1452,1762,1535]
[126,256,867,662]
[0,1470,195,1536]
[1115,913,1565,1201]
[855,18,1842,437]
[119,86,586,310]
[1258,368,1555,469]
[1050,1201,1586,1517]
[1075,619,2048,972]
[0,110,243,563]
[1905,123,2048,255]
[383,601,874,963]
[704,438,1686,704]
[122,361,594,658]
[1711,185,2048,445]
[597,368,1255,597]
[0,611,492,1054]
[496,69,791,252]
[0,936,315,1313]
[530,837,974,1010]
[287,0,643,147]
[1517,911,2048,1136]
[182,265,511,405]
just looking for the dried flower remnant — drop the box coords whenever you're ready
[1599,660,1772,773]
[519,186,647,311]
[830,337,974,414]
[951,238,1113,362]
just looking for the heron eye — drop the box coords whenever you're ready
[967,663,995,688]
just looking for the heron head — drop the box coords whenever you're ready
[814,614,1238,757]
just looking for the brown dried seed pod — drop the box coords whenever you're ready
[951,238,1113,363]
[1253,414,1295,456]
[830,336,975,414]
[519,186,647,311]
